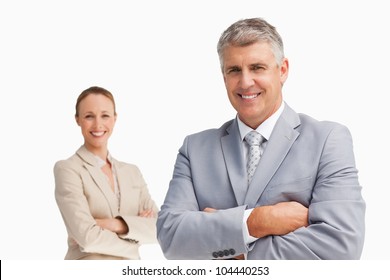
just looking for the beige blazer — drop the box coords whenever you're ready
[54,146,158,260]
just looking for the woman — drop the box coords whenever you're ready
[54,86,158,260]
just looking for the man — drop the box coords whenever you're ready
[157,18,365,259]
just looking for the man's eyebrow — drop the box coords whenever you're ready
[225,65,241,70]
[250,62,267,67]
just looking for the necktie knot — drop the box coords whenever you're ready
[245,131,263,147]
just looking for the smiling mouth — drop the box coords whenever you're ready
[239,93,261,100]
[90,131,106,137]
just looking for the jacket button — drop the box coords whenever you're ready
[229,248,236,255]
[212,252,219,258]
[218,251,224,257]
[223,250,230,256]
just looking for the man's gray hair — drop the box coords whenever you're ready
[217,18,285,70]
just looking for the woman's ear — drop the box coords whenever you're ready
[75,115,80,126]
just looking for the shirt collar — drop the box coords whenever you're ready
[83,147,113,168]
[237,101,285,141]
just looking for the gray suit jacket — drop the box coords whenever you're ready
[54,146,158,260]
[157,104,365,259]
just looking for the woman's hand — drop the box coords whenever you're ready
[95,217,129,234]
[95,210,155,235]
[138,209,155,218]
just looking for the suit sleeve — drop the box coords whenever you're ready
[157,136,249,259]
[249,124,366,259]
[118,166,159,245]
[54,161,136,258]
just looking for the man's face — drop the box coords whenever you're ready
[222,41,289,129]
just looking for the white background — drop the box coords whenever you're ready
[0,0,388,260]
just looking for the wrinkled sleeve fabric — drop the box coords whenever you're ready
[157,136,248,259]
[157,123,365,260]
[118,165,158,244]
[248,124,365,259]
[54,161,135,258]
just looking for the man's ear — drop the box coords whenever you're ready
[280,58,289,85]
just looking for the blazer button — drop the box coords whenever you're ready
[229,248,236,255]
[223,250,230,256]
[212,252,219,258]
[218,251,224,258]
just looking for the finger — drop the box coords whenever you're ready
[203,207,217,213]
[139,209,153,217]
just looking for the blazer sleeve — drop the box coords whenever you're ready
[157,136,249,259]
[249,124,366,259]
[117,165,159,245]
[157,124,365,260]
[54,160,136,258]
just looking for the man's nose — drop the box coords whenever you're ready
[239,72,255,89]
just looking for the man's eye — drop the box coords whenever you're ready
[252,65,265,71]
[227,68,240,74]
[85,115,93,119]
[102,114,110,118]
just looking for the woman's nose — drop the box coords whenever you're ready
[94,117,103,128]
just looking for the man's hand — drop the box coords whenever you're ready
[203,207,217,213]
[247,201,309,238]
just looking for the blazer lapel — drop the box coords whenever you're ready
[244,104,301,207]
[114,160,140,215]
[221,119,248,205]
[76,146,118,217]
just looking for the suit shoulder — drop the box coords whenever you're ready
[298,113,349,133]
[186,119,234,140]
[296,113,354,147]
[53,153,83,173]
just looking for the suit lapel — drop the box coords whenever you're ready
[114,160,139,215]
[76,146,118,217]
[221,119,248,205]
[244,105,301,207]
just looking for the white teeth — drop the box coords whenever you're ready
[91,131,105,137]
[241,94,258,99]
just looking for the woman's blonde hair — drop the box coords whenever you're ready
[75,86,116,117]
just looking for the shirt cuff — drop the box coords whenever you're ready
[243,208,259,245]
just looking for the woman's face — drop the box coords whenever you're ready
[76,94,116,154]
